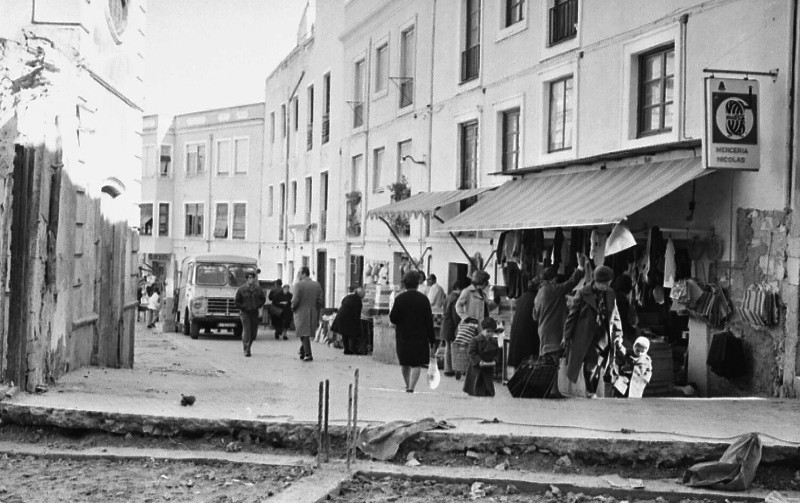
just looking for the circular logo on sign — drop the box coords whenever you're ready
[715,97,754,140]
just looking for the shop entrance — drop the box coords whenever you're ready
[448,262,469,291]
[317,250,327,306]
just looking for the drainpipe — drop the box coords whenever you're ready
[424,0,437,245]
[207,133,213,252]
[787,0,798,210]
[679,13,689,141]
[283,72,306,280]
[361,37,373,248]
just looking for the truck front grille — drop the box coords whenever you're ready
[207,298,239,316]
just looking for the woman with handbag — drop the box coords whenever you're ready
[389,271,436,393]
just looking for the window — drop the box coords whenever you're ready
[281,103,287,138]
[307,85,314,151]
[375,43,388,93]
[353,59,365,128]
[279,183,286,215]
[139,203,153,236]
[462,0,481,83]
[142,145,156,177]
[460,121,479,210]
[159,145,172,177]
[291,180,298,215]
[234,138,249,173]
[186,143,206,175]
[267,186,274,217]
[304,178,313,242]
[548,76,573,152]
[185,203,204,237]
[293,96,299,132]
[549,0,578,46]
[506,0,524,26]
[399,27,415,108]
[638,45,675,136]
[232,203,246,239]
[214,203,229,238]
[322,73,331,144]
[270,111,275,143]
[502,108,520,171]
[372,147,385,193]
[397,140,412,182]
[158,203,170,236]
[216,139,231,174]
[351,154,363,192]
[320,172,329,241]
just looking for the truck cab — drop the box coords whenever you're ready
[175,255,259,339]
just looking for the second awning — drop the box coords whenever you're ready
[367,187,495,219]
[438,156,706,233]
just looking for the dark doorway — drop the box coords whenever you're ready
[317,250,327,307]
[349,255,364,290]
[448,262,469,292]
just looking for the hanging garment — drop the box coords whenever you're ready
[496,231,508,264]
[664,238,677,288]
[590,230,608,266]
[706,331,746,379]
[646,227,665,286]
[552,228,564,266]
[569,228,585,268]
[559,238,570,275]
[605,222,637,257]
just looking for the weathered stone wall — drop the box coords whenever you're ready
[714,208,796,397]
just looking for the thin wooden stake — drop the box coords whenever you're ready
[346,383,353,470]
[324,379,330,462]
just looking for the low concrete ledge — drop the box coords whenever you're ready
[2,403,798,467]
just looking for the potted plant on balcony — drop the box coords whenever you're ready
[346,190,362,237]
[388,176,411,236]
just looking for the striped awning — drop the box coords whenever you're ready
[367,187,495,219]
[438,157,706,233]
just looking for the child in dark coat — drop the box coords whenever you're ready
[463,317,500,397]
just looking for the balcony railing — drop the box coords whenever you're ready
[322,113,330,144]
[549,0,578,46]
[319,209,327,241]
[461,44,480,83]
[306,123,313,151]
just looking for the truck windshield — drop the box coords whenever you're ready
[195,263,258,287]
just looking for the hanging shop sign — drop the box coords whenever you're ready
[704,77,759,171]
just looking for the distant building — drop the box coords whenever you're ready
[0,0,145,390]
[139,103,266,298]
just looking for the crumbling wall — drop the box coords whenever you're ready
[716,208,794,397]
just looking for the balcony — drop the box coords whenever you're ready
[461,44,480,83]
[322,114,330,144]
[399,79,413,108]
[346,191,362,238]
[549,0,578,46]
[319,209,327,241]
[306,123,313,151]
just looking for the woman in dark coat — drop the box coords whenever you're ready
[330,287,364,354]
[389,271,436,393]
[564,266,622,397]
[507,280,539,367]
[438,280,464,377]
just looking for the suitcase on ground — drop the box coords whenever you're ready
[507,353,559,399]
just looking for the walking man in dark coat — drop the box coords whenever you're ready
[331,287,365,354]
[268,279,286,339]
[291,266,324,362]
[389,271,436,393]
[235,271,266,357]
[533,253,585,357]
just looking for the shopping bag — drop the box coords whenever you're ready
[267,304,283,317]
[454,320,479,345]
[556,354,586,398]
[427,357,441,390]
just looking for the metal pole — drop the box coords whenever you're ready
[351,369,359,463]
[317,380,323,463]
[346,383,353,469]
[377,216,421,270]
[324,379,330,462]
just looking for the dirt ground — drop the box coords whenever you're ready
[0,454,311,503]
[328,474,728,503]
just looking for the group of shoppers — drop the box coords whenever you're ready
[234,266,323,361]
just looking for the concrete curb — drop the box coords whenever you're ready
[2,403,799,468]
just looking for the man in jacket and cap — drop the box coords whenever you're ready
[563,265,622,397]
[533,253,585,357]
[235,270,267,357]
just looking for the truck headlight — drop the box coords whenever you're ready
[191,297,207,314]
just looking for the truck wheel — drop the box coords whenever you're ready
[233,323,243,339]
[182,310,190,335]
[190,319,200,339]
